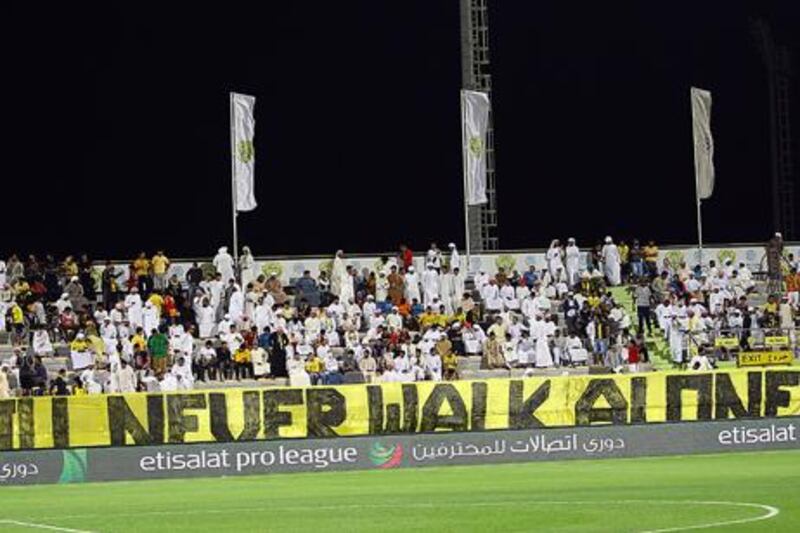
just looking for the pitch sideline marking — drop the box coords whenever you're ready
[0,520,97,533]
[11,500,779,532]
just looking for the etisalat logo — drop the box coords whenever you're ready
[368,442,403,469]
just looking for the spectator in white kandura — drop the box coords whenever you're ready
[228,285,244,323]
[213,246,235,284]
[547,240,563,279]
[171,356,194,390]
[601,236,622,286]
[0,364,11,398]
[422,265,440,307]
[426,242,442,270]
[239,246,256,288]
[448,243,460,271]
[32,328,54,356]
[565,238,581,286]
[404,266,420,303]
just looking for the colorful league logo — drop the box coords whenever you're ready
[368,442,403,469]
[59,449,88,484]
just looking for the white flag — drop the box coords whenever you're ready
[691,87,714,200]
[231,92,257,212]
[461,90,490,205]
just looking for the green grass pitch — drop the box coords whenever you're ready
[1,450,798,532]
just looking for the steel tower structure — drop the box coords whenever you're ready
[752,19,796,239]
[460,0,499,251]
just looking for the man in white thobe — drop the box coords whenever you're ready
[448,243,461,271]
[171,357,195,390]
[32,329,53,356]
[481,280,504,312]
[531,316,554,368]
[100,319,119,356]
[546,240,563,279]
[116,360,137,392]
[142,302,159,336]
[228,286,244,323]
[426,243,442,271]
[601,236,621,286]
[422,266,441,307]
[439,267,455,314]
[565,238,581,287]
[474,270,490,292]
[339,268,355,304]
[669,317,686,367]
[376,272,389,302]
[239,246,256,288]
[330,250,346,297]
[213,247,235,284]
[404,267,421,303]
[452,267,466,302]
[500,282,519,311]
[124,289,144,330]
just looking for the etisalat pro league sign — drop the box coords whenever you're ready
[0,417,797,485]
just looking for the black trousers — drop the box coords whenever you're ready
[637,306,652,334]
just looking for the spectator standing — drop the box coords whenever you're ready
[644,241,659,278]
[133,252,152,296]
[147,327,169,377]
[101,260,122,310]
[50,368,71,396]
[151,251,170,291]
[186,262,204,298]
[215,341,233,381]
[0,365,11,398]
[635,281,653,335]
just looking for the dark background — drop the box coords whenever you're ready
[4,1,799,259]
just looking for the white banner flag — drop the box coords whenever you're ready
[461,90,490,205]
[691,87,714,200]
[231,92,257,212]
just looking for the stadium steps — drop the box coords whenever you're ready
[196,378,289,389]
[609,286,673,370]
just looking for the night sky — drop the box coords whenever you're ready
[5,1,799,260]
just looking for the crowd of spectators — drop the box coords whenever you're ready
[0,234,794,398]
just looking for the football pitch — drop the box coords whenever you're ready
[0,450,798,532]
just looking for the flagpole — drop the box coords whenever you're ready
[460,90,472,272]
[230,92,239,267]
[696,189,704,266]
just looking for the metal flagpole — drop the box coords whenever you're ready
[230,92,239,266]
[460,90,472,272]
[695,165,704,266]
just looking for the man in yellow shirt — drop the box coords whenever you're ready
[9,302,25,346]
[418,307,438,331]
[618,240,630,283]
[234,347,252,380]
[305,354,324,385]
[151,250,170,291]
[133,252,152,296]
[147,291,164,314]
[131,328,147,347]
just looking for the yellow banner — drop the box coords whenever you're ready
[738,351,794,367]
[714,337,740,349]
[0,368,798,450]
[765,336,790,347]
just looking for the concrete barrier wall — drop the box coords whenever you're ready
[97,242,792,286]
